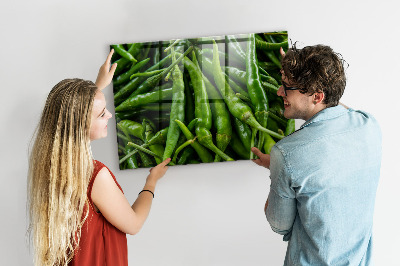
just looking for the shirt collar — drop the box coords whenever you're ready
[300,105,349,129]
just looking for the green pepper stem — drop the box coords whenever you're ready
[268,111,287,126]
[164,39,181,53]
[245,115,284,140]
[127,142,162,159]
[130,68,165,79]
[172,137,197,163]
[250,128,257,160]
[119,145,145,164]
[201,139,234,161]
[159,46,193,78]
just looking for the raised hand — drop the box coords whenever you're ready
[95,49,118,90]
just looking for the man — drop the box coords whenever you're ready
[251,44,382,265]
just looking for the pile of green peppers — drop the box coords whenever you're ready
[111,32,295,170]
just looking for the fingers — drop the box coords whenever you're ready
[280,47,286,57]
[251,147,263,157]
[106,49,114,65]
[160,158,171,167]
[110,62,117,76]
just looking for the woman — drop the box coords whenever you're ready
[27,50,171,266]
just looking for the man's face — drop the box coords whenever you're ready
[277,71,315,121]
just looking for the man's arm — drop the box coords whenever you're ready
[339,102,349,109]
[265,147,297,239]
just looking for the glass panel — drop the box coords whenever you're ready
[110,31,290,170]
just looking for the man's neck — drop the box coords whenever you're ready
[304,104,327,121]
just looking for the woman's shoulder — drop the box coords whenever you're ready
[92,160,123,193]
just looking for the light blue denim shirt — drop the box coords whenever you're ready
[266,105,382,266]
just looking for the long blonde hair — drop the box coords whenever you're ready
[28,79,98,265]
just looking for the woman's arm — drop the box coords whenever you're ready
[91,158,171,235]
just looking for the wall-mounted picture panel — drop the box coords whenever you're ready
[111,31,293,170]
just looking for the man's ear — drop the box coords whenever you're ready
[313,92,325,105]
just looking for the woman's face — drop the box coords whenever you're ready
[90,90,112,141]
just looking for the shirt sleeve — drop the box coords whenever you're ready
[266,145,297,241]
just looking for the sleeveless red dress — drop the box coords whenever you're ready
[69,160,128,266]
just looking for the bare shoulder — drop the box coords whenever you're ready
[91,165,136,234]
[92,167,119,197]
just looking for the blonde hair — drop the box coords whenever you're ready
[28,79,98,265]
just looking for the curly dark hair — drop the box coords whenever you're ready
[281,43,348,107]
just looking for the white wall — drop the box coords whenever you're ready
[1,0,399,265]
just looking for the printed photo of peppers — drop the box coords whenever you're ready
[111,31,294,170]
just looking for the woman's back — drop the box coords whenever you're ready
[69,160,127,266]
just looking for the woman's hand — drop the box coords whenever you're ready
[146,158,171,186]
[95,49,117,90]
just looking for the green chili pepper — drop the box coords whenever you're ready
[130,68,166,79]
[113,43,143,75]
[163,46,185,161]
[143,120,164,164]
[115,87,173,112]
[140,103,172,112]
[172,137,196,163]
[183,72,195,124]
[268,111,288,127]
[117,120,144,141]
[255,35,281,69]
[182,53,233,162]
[233,117,252,152]
[175,119,213,163]
[263,133,276,154]
[260,74,279,87]
[258,61,280,72]
[127,142,162,160]
[229,131,250,159]
[197,48,244,69]
[285,119,296,136]
[173,117,199,154]
[223,66,247,86]
[246,33,270,151]
[223,35,273,78]
[117,132,130,143]
[177,146,196,165]
[191,52,232,162]
[266,117,281,133]
[125,145,139,169]
[261,81,279,96]
[269,100,285,118]
[235,93,253,107]
[114,54,172,105]
[111,44,138,62]
[119,127,169,164]
[255,37,288,51]
[225,73,249,98]
[138,150,155,168]
[212,40,284,140]
[113,58,151,86]
[128,46,193,98]
[225,35,247,66]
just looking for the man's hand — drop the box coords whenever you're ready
[95,49,117,90]
[251,147,271,169]
[280,47,286,57]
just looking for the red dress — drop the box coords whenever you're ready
[69,160,128,266]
